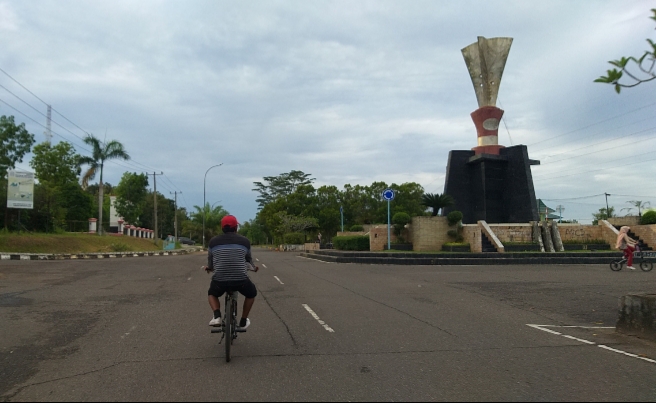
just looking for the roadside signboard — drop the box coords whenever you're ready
[7,170,34,209]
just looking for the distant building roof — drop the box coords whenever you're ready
[536,199,555,214]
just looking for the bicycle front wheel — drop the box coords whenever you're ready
[640,261,653,272]
[610,261,623,271]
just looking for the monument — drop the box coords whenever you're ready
[443,37,540,224]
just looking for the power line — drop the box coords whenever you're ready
[536,153,656,181]
[527,100,656,148]
[541,193,605,201]
[1,67,169,177]
[0,97,94,154]
[536,127,656,164]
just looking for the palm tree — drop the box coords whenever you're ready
[421,193,455,216]
[626,200,651,217]
[79,134,130,235]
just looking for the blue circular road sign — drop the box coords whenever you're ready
[382,189,395,201]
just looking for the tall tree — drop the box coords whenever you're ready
[187,202,230,241]
[79,134,130,235]
[592,206,615,225]
[0,115,35,175]
[0,115,36,229]
[253,170,315,209]
[114,172,149,226]
[595,8,656,93]
[30,141,81,184]
[421,193,455,216]
[30,141,84,232]
[622,200,651,217]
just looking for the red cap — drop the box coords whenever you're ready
[221,215,239,229]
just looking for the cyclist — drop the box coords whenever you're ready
[616,226,638,270]
[202,215,258,330]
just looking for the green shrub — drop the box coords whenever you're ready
[447,211,463,226]
[283,232,305,244]
[447,229,458,238]
[392,212,411,236]
[333,235,370,251]
[350,225,364,232]
[641,210,656,225]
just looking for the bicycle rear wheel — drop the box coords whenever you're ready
[224,296,233,362]
[640,261,653,272]
[610,261,623,271]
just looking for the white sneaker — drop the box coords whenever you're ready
[627,266,636,270]
[209,316,221,326]
[236,318,250,331]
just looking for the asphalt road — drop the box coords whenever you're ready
[1,248,655,401]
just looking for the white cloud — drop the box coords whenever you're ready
[0,0,654,225]
[0,2,19,31]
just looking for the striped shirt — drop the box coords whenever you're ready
[207,232,253,284]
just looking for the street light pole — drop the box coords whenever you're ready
[203,163,223,249]
[604,192,611,219]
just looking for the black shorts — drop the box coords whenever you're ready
[208,279,257,299]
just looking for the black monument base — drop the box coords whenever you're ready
[443,145,539,224]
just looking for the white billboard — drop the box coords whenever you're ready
[7,170,34,209]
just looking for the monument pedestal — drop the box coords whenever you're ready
[443,145,540,224]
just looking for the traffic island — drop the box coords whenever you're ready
[617,293,656,341]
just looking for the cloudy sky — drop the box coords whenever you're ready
[0,0,654,225]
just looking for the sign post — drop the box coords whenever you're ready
[382,189,395,251]
[340,206,344,232]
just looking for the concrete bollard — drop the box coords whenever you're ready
[616,293,656,341]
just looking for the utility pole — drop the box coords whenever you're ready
[556,205,565,222]
[147,172,163,243]
[170,191,181,242]
[604,192,611,219]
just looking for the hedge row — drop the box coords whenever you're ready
[333,235,370,251]
[283,232,305,244]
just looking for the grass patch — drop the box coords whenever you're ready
[0,233,163,254]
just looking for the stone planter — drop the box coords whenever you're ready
[442,245,471,252]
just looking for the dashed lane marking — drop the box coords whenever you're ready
[302,304,335,333]
[527,324,656,364]
[274,276,284,285]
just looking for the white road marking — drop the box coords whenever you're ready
[256,258,260,261]
[302,304,335,333]
[598,345,656,364]
[187,277,191,281]
[274,276,284,285]
[262,264,267,269]
[297,255,333,263]
[527,324,655,364]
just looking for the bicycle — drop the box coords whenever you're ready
[610,244,654,272]
[205,262,259,363]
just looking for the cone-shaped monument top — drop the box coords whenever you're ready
[462,37,513,108]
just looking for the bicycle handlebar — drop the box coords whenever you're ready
[201,262,259,273]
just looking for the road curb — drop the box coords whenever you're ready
[0,247,204,261]
[300,250,620,265]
